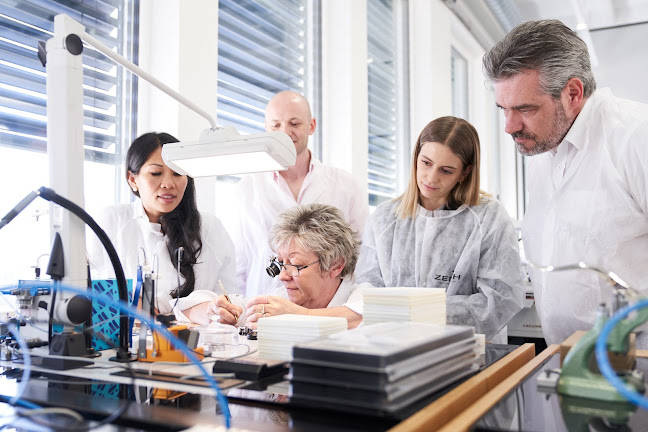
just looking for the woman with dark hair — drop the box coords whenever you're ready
[355,116,524,343]
[87,132,236,323]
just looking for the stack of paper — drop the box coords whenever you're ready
[257,314,347,360]
[361,287,446,326]
[291,322,481,415]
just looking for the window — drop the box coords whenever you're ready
[367,0,409,207]
[0,0,137,180]
[214,0,320,228]
[0,0,138,283]
[217,0,320,149]
[451,47,468,119]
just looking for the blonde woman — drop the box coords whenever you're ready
[211,203,363,330]
[355,116,524,343]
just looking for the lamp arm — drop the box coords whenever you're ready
[79,31,217,129]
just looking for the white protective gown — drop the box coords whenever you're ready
[522,88,648,347]
[355,198,525,343]
[87,200,237,314]
[230,153,369,298]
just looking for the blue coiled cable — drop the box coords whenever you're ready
[5,322,38,408]
[595,298,648,410]
[0,281,232,428]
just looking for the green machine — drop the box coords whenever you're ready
[558,395,637,432]
[534,262,647,401]
[533,262,648,430]
[558,300,647,401]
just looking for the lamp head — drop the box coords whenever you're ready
[161,126,296,177]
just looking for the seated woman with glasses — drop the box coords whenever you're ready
[205,203,364,329]
[354,116,524,343]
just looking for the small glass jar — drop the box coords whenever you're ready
[197,323,239,357]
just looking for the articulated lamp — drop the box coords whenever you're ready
[43,14,295,358]
[61,15,296,178]
[161,126,295,177]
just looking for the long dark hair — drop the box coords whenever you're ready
[126,132,202,298]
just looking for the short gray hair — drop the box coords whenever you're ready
[269,204,360,279]
[483,19,596,99]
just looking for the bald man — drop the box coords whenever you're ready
[231,91,369,297]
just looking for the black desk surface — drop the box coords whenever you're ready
[0,344,517,431]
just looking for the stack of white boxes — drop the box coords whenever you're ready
[257,314,347,361]
[361,287,446,325]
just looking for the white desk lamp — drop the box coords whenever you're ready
[46,13,295,286]
[162,126,296,177]
[42,14,294,356]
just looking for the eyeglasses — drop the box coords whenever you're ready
[266,256,320,278]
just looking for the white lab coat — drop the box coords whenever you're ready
[86,200,237,314]
[230,153,369,298]
[177,277,363,326]
[522,88,648,347]
[355,198,525,343]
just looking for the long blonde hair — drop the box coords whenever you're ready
[395,116,486,219]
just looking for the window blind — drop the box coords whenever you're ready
[217,0,310,135]
[367,0,409,207]
[0,0,137,164]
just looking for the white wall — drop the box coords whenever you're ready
[409,0,452,139]
[449,12,498,197]
[138,0,219,214]
[590,23,648,104]
[320,0,369,196]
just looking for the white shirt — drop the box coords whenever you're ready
[231,153,369,297]
[522,88,648,346]
[87,200,237,314]
[181,277,363,325]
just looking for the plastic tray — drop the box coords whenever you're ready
[292,322,474,369]
[291,349,479,393]
[291,336,478,382]
[291,363,479,414]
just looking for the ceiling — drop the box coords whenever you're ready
[448,0,648,53]
[512,0,648,31]
[446,0,648,102]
